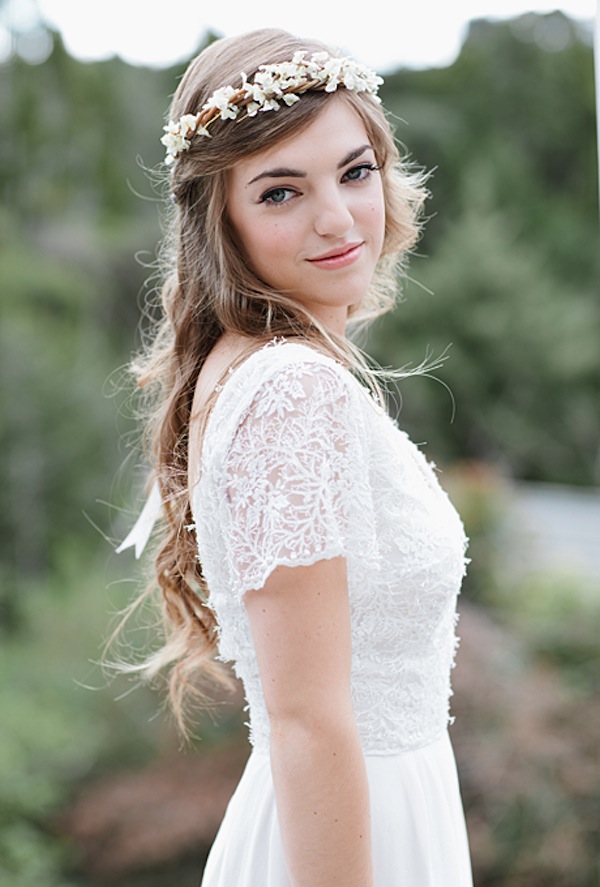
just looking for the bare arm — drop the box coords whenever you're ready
[244,555,374,887]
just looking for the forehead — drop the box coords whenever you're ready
[229,98,372,182]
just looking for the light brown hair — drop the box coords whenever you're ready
[124,28,428,731]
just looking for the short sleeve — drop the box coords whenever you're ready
[224,360,363,596]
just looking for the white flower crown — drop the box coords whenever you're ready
[161,50,384,165]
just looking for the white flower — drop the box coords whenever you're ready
[162,119,181,137]
[205,85,238,112]
[259,97,281,112]
[358,69,383,95]
[254,70,280,95]
[203,84,240,120]
[160,123,191,161]
[274,62,301,80]
[178,113,200,137]
[344,68,366,91]
[245,81,268,104]
[160,51,384,163]
[219,105,239,121]
[322,57,344,85]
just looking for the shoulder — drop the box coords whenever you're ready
[202,338,368,465]
[243,337,350,385]
[249,342,359,415]
[216,338,362,423]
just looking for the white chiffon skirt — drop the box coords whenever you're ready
[200,730,473,886]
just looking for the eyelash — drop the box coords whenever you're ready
[343,162,380,182]
[259,163,380,206]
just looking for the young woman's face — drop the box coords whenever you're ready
[226,97,386,335]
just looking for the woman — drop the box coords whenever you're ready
[119,27,473,887]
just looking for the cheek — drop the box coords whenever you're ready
[375,189,387,243]
[376,204,386,245]
[365,198,386,250]
[245,220,298,270]
[356,181,385,238]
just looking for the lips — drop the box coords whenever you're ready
[308,242,363,262]
[306,241,364,270]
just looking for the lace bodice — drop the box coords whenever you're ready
[191,338,468,754]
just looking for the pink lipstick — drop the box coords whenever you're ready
[307,242,363,270]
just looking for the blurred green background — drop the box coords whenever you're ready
[1,7,599,887]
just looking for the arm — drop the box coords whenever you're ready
[244,555,375,887]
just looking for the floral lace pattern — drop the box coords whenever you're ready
[191,340,468,754]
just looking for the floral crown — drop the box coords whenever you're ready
[160,50,384,165]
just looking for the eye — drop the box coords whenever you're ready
[343,163,379,183]
[260,186,296,205]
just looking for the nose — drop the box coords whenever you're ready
[313,186,353,238]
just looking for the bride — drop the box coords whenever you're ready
[118,27,473,887]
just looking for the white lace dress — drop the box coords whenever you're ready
[191,338,473,886]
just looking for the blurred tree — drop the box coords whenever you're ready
[371,11,599,484]
[0,13,598,887]
[0,29,210,630]
[381,12,598,279]
[368,163,599,483]
[0,13,597,631]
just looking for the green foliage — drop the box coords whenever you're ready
[0,234,135,628]
[369,173,599,483]
[381,13,598,263]
[439,462,511,602]
[445,473,599,886]
[0,27,189,622]
[0,549,174,886]
[366,14,599,485]
[491,567,599,693]
[474,574,600,887]
[0,567,103,885]
[0,11,597,884]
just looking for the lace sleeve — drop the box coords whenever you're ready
[224,360,363,597]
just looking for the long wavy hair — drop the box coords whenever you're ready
[121,28,429,732]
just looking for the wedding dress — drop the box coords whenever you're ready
[190,337,473,886]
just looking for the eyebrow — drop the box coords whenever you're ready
[247,144,373,186]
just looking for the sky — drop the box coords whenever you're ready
[1,0,596,71]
